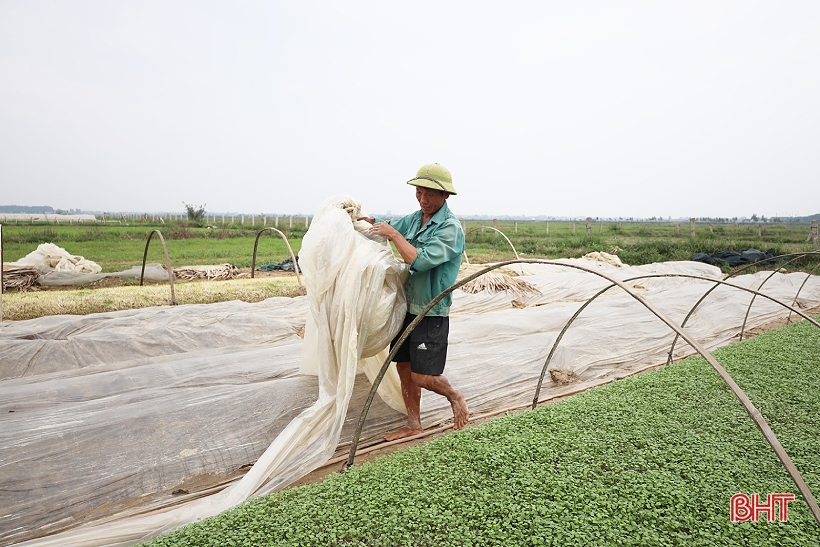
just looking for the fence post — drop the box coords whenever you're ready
[758,223,763,238]
[572,222,576,234]
[709,224,714,233]
[514,221,518,234]
[289,216,293,228]
[481,223,485,233]
[545,221,549,235]
[305,215,309,227]
[808,220,819,250]
[493,218,498,238]
[676,224,680,235]
[275,215,279,228]
[586,217,592,237]
[599,221,603,234]
[690,218,696,237]
[461,220,466,234]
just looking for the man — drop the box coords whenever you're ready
[363,163,469,441]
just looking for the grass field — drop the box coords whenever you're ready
[1,222,308,271]
[461,219,819,267]
[2,219,818,321]
[137,315,820,547]
[3,219,818,273]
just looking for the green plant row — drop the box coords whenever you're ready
[140,317,820,547]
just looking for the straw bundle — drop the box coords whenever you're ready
[172,264,246,281]
[458,269,541,297]
[549,369,578,385]
[2,265,40,291]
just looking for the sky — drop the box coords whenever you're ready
[1,1,818,219]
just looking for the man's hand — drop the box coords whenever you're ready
[367,222,418,264]
[367,222,400,241]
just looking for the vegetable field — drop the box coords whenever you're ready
[138,315,820,547]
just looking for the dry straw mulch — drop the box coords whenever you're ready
[173,264,246,281]
[2,265,40,291]
[457,267,541,298]
[1,277,302,321]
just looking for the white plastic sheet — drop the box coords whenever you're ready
[2,210,820,546]
[3,195,408,547]
[7,242,171,286]
[10,243,103,274]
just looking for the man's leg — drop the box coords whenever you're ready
[385,361,423,441]
[411,372,470,430]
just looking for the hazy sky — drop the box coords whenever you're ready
[1,1,818,219]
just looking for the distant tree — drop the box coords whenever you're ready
[750,213,759,222]
[183,202,206,223]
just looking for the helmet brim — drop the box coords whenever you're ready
[407,177,458,195]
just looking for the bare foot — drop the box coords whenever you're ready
[385,426,423,442]
[450,390,470,430]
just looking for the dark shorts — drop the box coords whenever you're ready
[390,313,449,376]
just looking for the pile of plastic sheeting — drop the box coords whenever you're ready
[10,243,103,274]
[3,206,820,546]
[5,243,170,287]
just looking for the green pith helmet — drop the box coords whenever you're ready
[406,163,457,195]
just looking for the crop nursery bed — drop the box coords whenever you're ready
[2,257,820,547]
[139,317,820,547]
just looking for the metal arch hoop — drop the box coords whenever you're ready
[463,225,523,274]
[787,261,820,324]
[251,227,305,296]
[139,230,177,306]
[534,272,820,411]
[666,251,820,364]
[341,258,820,527]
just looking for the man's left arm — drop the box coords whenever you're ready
[409,222,463,274]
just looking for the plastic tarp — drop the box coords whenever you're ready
[3,208,820,546]
[690,248,779,267]
[2,195,408,546]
